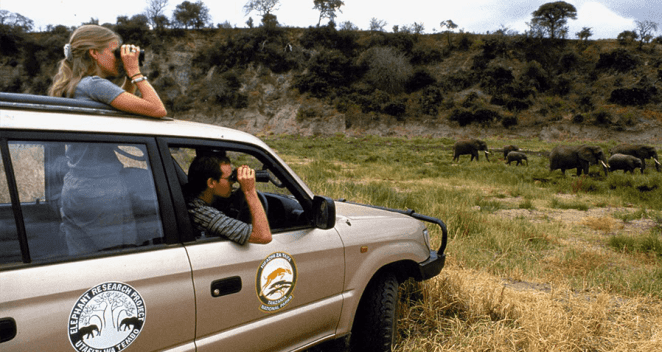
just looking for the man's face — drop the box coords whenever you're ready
[210,163,234,198]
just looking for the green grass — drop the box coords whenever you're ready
[273,134,662,351]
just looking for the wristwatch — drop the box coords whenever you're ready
[131,76,148,84]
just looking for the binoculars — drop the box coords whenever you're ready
[228,168,270,183]
[114,48,145,66]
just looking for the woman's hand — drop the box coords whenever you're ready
[121,44,141,78]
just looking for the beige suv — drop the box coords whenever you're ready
[0,92,447,352]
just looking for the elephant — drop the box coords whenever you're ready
[609,144,660,173]
[549,144,609,176]
[608,154,643,174]
[453,138,490,162]
[503,145,520,159]
[506,151,528,166]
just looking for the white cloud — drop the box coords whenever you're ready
[569,1,635,39]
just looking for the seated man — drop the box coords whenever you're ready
[185,155,272,245]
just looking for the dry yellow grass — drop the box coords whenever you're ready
[396,267,662,351]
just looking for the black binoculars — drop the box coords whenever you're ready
[113,48,145,66]
[228,168,270,183]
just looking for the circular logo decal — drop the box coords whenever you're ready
[256,252,297,312]
[68,282,146,352]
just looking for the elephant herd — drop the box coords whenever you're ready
[452,138,661,176]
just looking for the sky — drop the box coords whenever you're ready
[2,0,661,40]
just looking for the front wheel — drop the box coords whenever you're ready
[350,271,399,352]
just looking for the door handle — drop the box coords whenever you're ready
[0,318,17,343]
[211,276,242,298]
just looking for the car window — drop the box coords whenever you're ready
[1,141,164,264]
[169,146,308,236]
[0,148,21,265]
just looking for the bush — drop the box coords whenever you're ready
[449,108,500,126]
[405,68,436,93]
[481,65,514,93]
[419,86,443,116]
[358,46,413,94]
[521,60,549,92]
[383,100,407,120]
[596,49,639,73]
[573,114,585,123]
[501,115,517,128]
[294,50,361,98]
[609,88,652,106]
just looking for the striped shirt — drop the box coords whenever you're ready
[187,197,252,245]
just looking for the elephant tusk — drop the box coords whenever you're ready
[600,160,608,168]
[655,158,661,166]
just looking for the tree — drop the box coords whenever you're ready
[173,1,211,29]
[576,27,592,43]
[313,0,344,26]
[0,10,34,32]
[531,1,577,39]
[440,20,458,46]
[339,20,357,31]
[243,0,280,18]
[145,0,169,29]
[617,30,638,46]
[635,20,658,49]
[369,18,387,32]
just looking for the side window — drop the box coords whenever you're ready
[0,147,21,264]
[2,141,164,263]
[169,146,308,236]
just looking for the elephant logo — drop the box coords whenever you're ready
[256,252,297,312]
[68,282,146,352]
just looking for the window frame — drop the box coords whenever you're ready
[0,130,180,269]
[157,137,316,243]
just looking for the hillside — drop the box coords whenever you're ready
[2,25,662,143]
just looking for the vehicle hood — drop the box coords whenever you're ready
[334,201,412,221]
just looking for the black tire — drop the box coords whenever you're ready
[350,271,399,352]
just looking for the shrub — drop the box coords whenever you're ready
[383,100,407,120]
[593,110,612,125]
[405,68,436,93]
[449,108,500,126]
[419,86,443,116]
[501,115,518,128]
[481,66,514,93]
[358,46,413,94]
[609,88,651,106]
[410,43,444,65]
[505,99,531,112]
[573,114,585,123]
[595,49,639,73]
[294,50,361,97]
[521,60,549,92]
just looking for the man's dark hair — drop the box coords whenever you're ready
[186,155,231,196]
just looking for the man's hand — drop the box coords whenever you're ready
[236,165,256,194]
[236,165,272,244]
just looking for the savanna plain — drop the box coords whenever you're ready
[265,134,662,351]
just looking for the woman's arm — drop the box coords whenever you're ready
[110,44,167,118]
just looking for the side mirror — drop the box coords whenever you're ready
[312,196,336,229]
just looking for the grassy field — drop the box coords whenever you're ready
[264,134,662,351]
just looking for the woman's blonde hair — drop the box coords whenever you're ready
[48,25,120,98]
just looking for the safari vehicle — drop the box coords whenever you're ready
[0,92,447,352]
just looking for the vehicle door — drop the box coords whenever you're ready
[0,132,196,352]
[161,139,345,352]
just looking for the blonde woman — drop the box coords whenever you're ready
[49,25,167,254]
[48,24,166,118]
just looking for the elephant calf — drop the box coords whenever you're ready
[608,154,643,174]
[503,145,519,159]
[609,144,660,173]
[506,151,528,166]
[453,138,490,162]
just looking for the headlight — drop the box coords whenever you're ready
[423,228,431,251]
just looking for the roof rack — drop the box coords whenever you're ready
[0,92,126,116]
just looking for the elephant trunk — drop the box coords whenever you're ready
[600,160,609,176]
